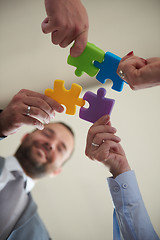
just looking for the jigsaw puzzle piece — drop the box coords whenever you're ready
[94,52,126,92]
[79,88,115,123]
[67,42,105,77]
[45,80,85,115]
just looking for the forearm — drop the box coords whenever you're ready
[108,171,159,240]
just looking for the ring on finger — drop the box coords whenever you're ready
[26,106,31,116]
[118,69,126,79]
[92,142,100,147]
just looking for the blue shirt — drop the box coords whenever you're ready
[107,170,159,240]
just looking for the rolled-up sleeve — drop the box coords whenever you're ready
[107,170,159,240]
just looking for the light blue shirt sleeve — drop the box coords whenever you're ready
[107,170,159,240]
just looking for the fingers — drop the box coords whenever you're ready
[14,104,49,130]
[93,114,110,126]
[119,50,134,63]
[41,0,89,57]
[92,133,121,147]
[86,139,119,162]
[0,89,65,136]
[86,128,120,156]
[16,113,45,131]
[22,96,57,122]
[22,105,50,124]
[70,30,88,57]
[51,28,68,45]
[43,19,88,57]
[19,89,64,123]
[85,115,130,177]
[49,22,88,57]
[86,116,116,148]
[85,115,120,160]
[117,53,148,89]
[19,89,64,114]
[41,17,51,34]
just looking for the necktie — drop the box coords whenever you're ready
[0,171,29,240]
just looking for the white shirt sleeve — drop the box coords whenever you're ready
[107,170,159,240]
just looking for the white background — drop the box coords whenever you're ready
[0,0,160,239]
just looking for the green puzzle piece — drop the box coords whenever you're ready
[67,42,105,77]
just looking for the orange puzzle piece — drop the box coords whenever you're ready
[45,80,85,115]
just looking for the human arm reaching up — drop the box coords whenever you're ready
[42,0,89,57]
[85,115,159,240]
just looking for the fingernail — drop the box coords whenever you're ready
[33,120,44,130]
[116,136,121,141]
[112,127,117,132]
[104,114,110,122]
[45,119,49,124]
[58,106,64,112]
[127,51,133,56]
[38,124,44,130]
[105,114,110,119]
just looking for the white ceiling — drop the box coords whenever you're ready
[0,0,160,239]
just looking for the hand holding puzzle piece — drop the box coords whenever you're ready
[67,42,127,92]
[67,42,105,77]
[45,80,85,115]
[45,80,115,123]
[79,88,115,123]
[44,41,121,122]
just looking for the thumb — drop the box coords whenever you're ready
[93,114,110,127]
[70,31,88,57]
[120,51,134,63]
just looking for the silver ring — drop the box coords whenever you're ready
[119,70,126,79]
[26,106,31,116]
[92,142,100,147]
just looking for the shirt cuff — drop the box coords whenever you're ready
[0,110,7,140]
[107,170,142,209]
[0,136,7,140]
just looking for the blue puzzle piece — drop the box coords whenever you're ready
[94,52,127,92]
[79,88,115,123]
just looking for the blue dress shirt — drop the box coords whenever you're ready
[107,170,159,240]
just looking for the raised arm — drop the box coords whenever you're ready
[41,0,89,57]
[85,115,159,240]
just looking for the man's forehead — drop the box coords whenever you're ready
[45,123,74,141]
[45,123,67,132]
[46,123,74,152]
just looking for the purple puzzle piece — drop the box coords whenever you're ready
[79,88,115,123]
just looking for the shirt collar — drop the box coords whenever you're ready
[5,156,35,193]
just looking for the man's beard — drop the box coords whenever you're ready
[15,140,52,179]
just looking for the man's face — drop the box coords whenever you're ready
[16,123,74,178]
